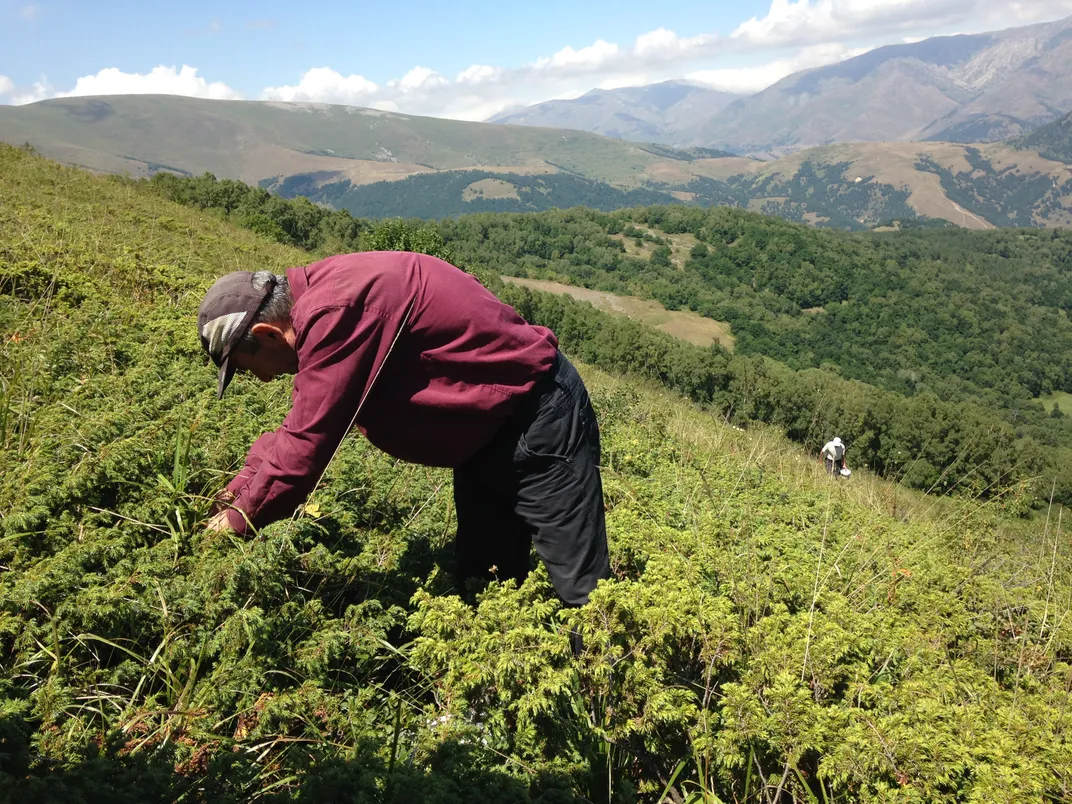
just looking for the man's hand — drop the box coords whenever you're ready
[205,508,232,534]
[205,489,236,534]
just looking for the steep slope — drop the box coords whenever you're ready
[1,145,1070,801]
[488,80,742,144]
[1014,108,1072,162]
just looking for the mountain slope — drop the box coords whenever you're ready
[488,80,742,144]
[0,94,692,188]
[1014,108,1072,162]
[486,17,1072,154]
[665,16,1072,153]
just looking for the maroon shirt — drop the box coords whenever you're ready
[225,251,558,533]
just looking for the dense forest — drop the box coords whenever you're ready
[142,170,1072,505]
[1015,109,1072,164]
[261,163,921,231]
[262,170,713,218]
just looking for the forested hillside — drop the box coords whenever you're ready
[267,162,920,231]
[140,167,1072,505]
[3,144,1072,803]
[1015,110,1072,163]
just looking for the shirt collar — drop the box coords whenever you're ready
[286,264,311,301]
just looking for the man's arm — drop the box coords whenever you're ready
[221,297,412,534]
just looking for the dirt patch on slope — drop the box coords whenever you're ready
[463,178,521,201]
[504,276,734,351]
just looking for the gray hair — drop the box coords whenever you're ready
[238,271,293,352]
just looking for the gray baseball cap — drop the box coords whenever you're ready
[197,272,277,399]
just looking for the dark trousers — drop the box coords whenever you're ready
[453,352,611,607]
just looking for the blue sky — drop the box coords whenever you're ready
[3,0,1072,119]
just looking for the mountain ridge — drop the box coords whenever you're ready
[490,15,1072,154]
[2,94,1070,230]
[488,80,742,144]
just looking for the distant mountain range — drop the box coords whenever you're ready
[0,94,712,188]
[488,81,742,145]
[490,15,1072,155]
[1,95,1069,231]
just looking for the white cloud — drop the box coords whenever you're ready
[18,4,38,21]
[391,66,448,92]
[64,65,241,100]
[688,42,867,92]
[456,64,502,85]
[11,79,53,105]
[0,75,14,97]
[533,40,621,73]
[686,61,803,93]
[261,67,377,103]
[5,65,241,105]
[731,0,1072,48]
[634,28,718,60]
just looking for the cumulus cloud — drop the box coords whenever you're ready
[250,26,725,119]
[533,40,621,74]
[391,66,448,93]
[732,0,1072,49]
[0,75,14,97]
[63,65,241,100]
[10,80,53,105]
[526,28,722,79]
[5,65,241,105]
[633,28,718,61]
[456,64,502,86]
[261,67,377,103]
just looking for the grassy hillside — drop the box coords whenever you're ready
[501,276,736,351]
[2,146,1072,801]
[0,95,702,187]
[3,96,1072,230]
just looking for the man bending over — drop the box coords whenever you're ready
[197,251,610,608]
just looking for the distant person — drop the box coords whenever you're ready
[197,252,611,612]
[820,436,847,477]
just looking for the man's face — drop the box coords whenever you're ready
[230,323,299,382]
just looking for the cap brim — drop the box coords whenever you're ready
[217,354,238,400]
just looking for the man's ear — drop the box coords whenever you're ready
[250,322,285,343]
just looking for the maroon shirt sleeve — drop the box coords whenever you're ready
[226,279,415,534]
